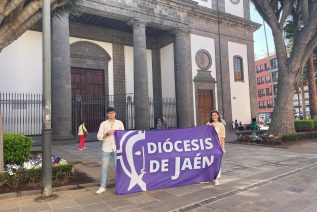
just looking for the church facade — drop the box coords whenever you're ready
[0,0,259,140]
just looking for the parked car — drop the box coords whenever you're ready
[258,124,269,130]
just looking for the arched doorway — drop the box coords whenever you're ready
[70,41,111,134]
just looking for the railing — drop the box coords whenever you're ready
[0,92,177,136]
[72,94,177,133]
[0,93,42,135]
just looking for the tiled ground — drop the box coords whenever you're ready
[1,141,317,211]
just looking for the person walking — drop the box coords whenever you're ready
[251,116,257,131]
[161,116,169,130]
[207,110,226,186]
[156,117,163,130]
[78,121,88,150]
[96,107,124,194]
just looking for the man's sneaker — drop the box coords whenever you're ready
[96,187,106,194]
[78,148,83,151]
[214,179,220,186]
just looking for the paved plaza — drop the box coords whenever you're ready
[0,140,317,211]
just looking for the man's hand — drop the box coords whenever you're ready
[108,129,115,135]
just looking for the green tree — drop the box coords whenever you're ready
[284,17,317,119]
[251,0,317,135]
[0,0,81,53]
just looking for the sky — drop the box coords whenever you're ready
[250,4,276,59]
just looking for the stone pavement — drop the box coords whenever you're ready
[1,141,317,211]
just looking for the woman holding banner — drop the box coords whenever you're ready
[207,110,226,186]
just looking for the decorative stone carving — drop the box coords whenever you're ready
[230,0,240,4]
[195,49,212,71]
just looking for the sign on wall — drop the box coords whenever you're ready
[115,125,223,195]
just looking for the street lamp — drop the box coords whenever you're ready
[263,19,275,111]
[42,0,52,197]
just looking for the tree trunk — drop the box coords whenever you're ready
[307,55,317,119]
[301,81,307,119]
[269,69,296,135]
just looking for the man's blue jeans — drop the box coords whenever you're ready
[100,151,116,188]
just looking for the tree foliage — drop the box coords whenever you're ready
[0,0,81,53]
[251,0,317,135]
[283,7,317,119]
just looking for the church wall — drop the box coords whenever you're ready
[124,46,153,97]
[192,0,213,9]
[228,41,251,124]
[225,0,244,18]
[160,44,176,99]
[0,31,42,93]
[190,34,218,125]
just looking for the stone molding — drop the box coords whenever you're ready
[193,70,217,124]
[70,41,111,62]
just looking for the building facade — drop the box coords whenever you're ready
[255,55,277,122]
[0,0,259,140]
[255,54,311,122]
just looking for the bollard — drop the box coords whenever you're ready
[0,113,3,173]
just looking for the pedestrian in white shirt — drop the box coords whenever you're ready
[96,107,124,194]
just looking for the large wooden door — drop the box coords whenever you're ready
[71,67,105,134]
[71,67,104,97]
[198,89,213,125]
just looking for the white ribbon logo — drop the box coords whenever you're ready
[117,131,147,191]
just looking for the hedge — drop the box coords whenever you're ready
[295,119,317,132]
[3,134,33,165]
[280,131,317,142]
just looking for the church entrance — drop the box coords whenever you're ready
[71,67,105,134]
[197,89,213,125]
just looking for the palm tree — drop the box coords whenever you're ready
[0,0,81,53]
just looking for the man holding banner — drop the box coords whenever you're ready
[96,107,124,194]
[114,124,223,195]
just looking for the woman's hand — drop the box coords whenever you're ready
[222,148,226,154]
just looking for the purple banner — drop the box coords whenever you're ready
[115,125,223,195]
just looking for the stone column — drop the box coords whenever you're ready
[52,14,73,141]
[133,20,150,130]
[152,49,163,119]
[113,42,127,125]
[174,28,194,128]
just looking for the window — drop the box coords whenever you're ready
[256,66,261,72]
[273,85,278,94]
[257,77,261,85]
[261,76,265,84]
[234,56,244,81]
[272,72,278,82]
[266,88,270,96]
[270,58,278,69]
[265,75,271,83]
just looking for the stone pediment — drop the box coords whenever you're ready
[193,70,216,83]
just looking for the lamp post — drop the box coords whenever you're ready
[263,20,275,110]
[42,0,52,197]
